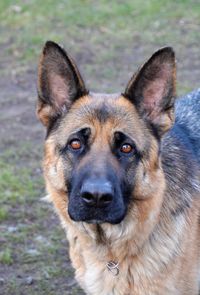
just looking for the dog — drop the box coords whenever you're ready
[37,41,200,295]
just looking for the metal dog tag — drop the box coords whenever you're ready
[106,261,119,276]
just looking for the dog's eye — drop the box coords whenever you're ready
[69,139,82,150]
[120,143,133,154]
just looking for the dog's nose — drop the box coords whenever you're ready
[80,179,113,208]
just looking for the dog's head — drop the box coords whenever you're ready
[37,41,176,229]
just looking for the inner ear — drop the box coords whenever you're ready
[49,73,70,110]
[123,47,176,136]
[37,41,88,126]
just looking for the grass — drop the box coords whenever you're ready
[0,206,9,222]
[0,148,83,294]
[0,0,200,92]
[0,161,34,203]
[0,248,13,265]
[0,1,200,294]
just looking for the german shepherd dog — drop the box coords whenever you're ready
[37,41,200,294]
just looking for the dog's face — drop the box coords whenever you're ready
[37,41,176,227]
[46,95,147,225]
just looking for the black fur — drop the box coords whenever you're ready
[162,89,200,217]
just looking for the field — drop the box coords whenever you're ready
[0,1,200,294]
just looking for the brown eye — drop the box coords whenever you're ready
[69,139,82,150]
[120,143,133,154]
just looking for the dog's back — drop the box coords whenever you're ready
[161,89,200,221]
[158,90,200,294]
[175,89,200,160]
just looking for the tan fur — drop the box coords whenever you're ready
[41,94,200,295]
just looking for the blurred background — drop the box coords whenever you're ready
[0,1,200,294]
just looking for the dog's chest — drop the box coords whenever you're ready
[76,257,171,295]
[83,265,130,295]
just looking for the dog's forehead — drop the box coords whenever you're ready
[88,92,129,122]
[72,92,138,121]
[53,93,147,148]
[61,92,142,131]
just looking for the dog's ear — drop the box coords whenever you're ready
[123,47,176,137]
[37,41,88,126]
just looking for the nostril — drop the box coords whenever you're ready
[81,191,113,207]
[100,193,113,205]
[82,192,95,205]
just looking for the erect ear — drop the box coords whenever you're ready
[37,41,88,127]
[123,47,176,137]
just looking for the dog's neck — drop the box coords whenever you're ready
[73,211,187,279]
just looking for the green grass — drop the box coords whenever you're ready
[0,248,13,265]
[0,0,200,80]
[0,157,42,205]
[0,145,83,294]
[0,206,9,221]
[0,0,199,93]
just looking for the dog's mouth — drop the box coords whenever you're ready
[81,214,125,225]
[85,219,104,224]
[68,199,127,225]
